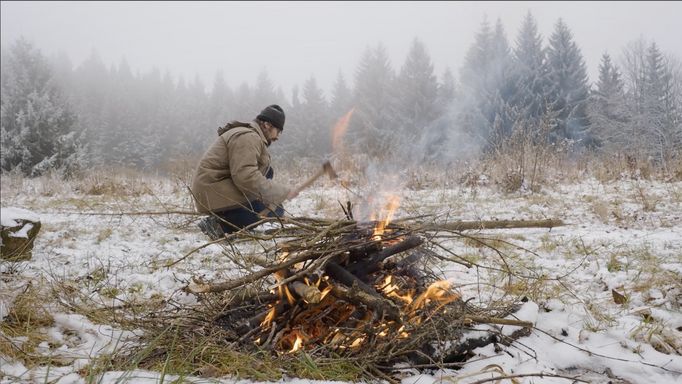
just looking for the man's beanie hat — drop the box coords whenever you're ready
[257,104,285,131]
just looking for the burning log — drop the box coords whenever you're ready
[330,283,401,321]
[290,281,322,304]
[346,235,424,278]
[324,261,378,297]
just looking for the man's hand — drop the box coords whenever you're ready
[286,189,299,200]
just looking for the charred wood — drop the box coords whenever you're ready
[347,236,424,278]
[330,284,401,321]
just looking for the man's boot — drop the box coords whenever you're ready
[198,216,223,241]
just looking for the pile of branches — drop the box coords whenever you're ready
[122,215,561,379]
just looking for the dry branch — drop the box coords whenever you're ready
[422,218,564,231]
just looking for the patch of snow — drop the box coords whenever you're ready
[0,207,40,227]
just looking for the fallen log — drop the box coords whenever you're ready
[422,218,564,232]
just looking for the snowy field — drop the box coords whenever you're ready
[1,171,681,384]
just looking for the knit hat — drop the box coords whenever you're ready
[257,104,285,131]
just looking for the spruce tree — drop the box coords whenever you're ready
[458,18,515,148]
[1,38,82,176]
[589,52,629,149]
[512,11,548,132]
[208,71,235,129]
[545,19,591,144]
[351,43,398,156]
[299,76,330,156]
[643,43,681,163]
[395,38,439,144]
[436,68,457,114]
[330,70,353,120]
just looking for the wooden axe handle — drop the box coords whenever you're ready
[258,163,329,216]
[291,166,327,196]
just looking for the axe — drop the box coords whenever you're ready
[259,160,338,216]
[290,160,338,197]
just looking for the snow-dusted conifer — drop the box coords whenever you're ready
[351,43,398,156]
[458,18,516,148]
[298,76,330,156]
[330,70,353,120]
[643,43,681,164]
[395,37,439,142]
[511,11,548,132]
[545,19,591,144]
[588,52,629,150]
[0,38,82,176]
[208,71,235,129]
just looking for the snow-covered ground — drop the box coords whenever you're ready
[1,172,681,384]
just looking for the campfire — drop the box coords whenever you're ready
[208,217,461,356]
[177,186,551,372]
[175,206,555,376]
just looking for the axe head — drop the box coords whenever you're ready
[322,160,338,180]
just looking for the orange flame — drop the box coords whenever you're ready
[278,285,296,305]
[350,336,365,348]
[320,285,333,301]
[332,108,355,154]
[408,280,460,313]
[372,195,401,239]
[261,306,277,328]
[378,275,414,304]
[290,332,304,353]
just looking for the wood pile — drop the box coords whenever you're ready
[178,216,559,366]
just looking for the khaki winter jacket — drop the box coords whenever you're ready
[191,121,290,213]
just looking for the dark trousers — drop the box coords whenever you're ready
[214,168,284,234]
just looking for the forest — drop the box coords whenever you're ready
[2,12,680,178]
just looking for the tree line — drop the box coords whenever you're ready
[2,12,680,176]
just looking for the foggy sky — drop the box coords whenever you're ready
[2,1,681,98]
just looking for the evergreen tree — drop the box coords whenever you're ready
[252,70,277,116]
[395,38,439,142]
[588,52,629,149]
[71,50,109,166]
[299,76,330,156]
[458,18,516,147]
[436,68,457,115]
[511,11,548,132]
[545,19,591,143]
[330,70,353,119]
[278,85,304,156]
[1,38,82,175]
[233,82,253,119]
[351,43,398,156]
[208,71,234,129]
[643,43,681,163]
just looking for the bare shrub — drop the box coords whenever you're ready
[485,119,561,194]
[161,154,201,194]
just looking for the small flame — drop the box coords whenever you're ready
[261,306,277,328]
[408,280,460,313]
[320,285,333,301]
[290,332,304,353]
[350,336,365,348]
[332,108,355,154]
[278,251,290,262]
[278,285,296,305]
[378,275,414,304]
[372,195,401,240]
